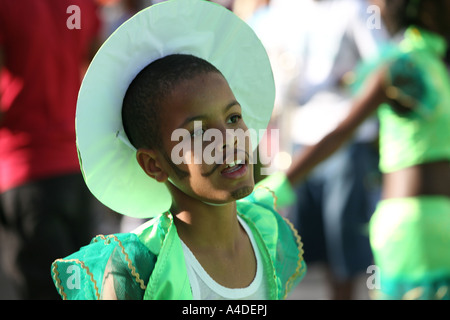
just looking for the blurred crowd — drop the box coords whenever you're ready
[1,0,449,300]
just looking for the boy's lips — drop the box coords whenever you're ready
[219,150,249,179]
[220,161,248,179]
[201,149,249,178]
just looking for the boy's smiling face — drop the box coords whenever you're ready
[137,71,255,205]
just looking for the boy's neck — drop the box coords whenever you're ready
[170,195,242,253]
[167,183,258,289]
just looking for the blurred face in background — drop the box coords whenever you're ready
[420,0,450,40]
[371,0,450,38]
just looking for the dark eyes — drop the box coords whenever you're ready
[190,114,242,138]
[227,114,242,124]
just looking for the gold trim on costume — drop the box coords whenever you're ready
[52,234,148,300]
[254,185,306,299]
[254,185,279,209]
[51,258,100,300]
[282,215,306,299]
[93,235,147,290]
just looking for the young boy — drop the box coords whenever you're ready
[51,0,305,300]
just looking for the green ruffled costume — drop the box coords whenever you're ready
[51,175,306,300]
[354,26,450,300]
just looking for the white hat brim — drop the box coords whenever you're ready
[76,0,275,218]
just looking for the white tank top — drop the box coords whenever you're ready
[180,216,268,300]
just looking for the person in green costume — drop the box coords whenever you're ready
[283,0,450,299]
[50,0,305,300]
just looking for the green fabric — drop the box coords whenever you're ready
[353,26,450,173]
[50,233,155,300]
[369,196,450,299]
[239,188,306,298]
[136,215,193,300]
[254,171,296,207]
[51,187,306,300]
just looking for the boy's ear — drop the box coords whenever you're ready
[136,148,169,183]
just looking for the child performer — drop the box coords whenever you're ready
[284,0,450,299]
[50,0,305,300]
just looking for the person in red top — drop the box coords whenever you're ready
[0,0,104,299]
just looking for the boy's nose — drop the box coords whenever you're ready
[222,130,238,151]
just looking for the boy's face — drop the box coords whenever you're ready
[143,71,255,205]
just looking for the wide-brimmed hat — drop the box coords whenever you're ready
[76,0,275,218]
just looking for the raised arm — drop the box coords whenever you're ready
[286,67,388,186]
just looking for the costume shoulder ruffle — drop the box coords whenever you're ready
[51,233,156,300]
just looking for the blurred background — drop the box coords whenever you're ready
[0,0,445,300]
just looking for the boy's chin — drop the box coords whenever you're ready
[230,185,254,200]
[201,185,254,206]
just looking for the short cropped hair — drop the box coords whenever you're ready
[122,54,222,150]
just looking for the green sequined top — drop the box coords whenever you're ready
[356,26,450,173]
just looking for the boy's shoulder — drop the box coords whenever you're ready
[238,179,307,298]
[237,179,297,240]
[250,172,296,208]
[51,232,157,300]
